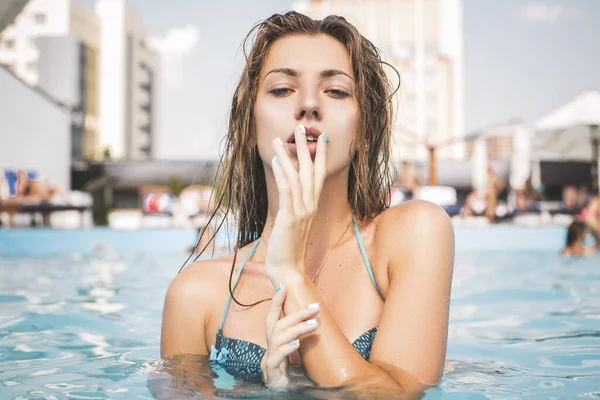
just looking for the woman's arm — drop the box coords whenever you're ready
[281,201,454,394]
[161,263,213,358]
[157,263,219,397]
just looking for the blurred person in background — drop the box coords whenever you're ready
[16,170,63,203]
[562,185,579,211]
[562,220,596,256]
[513,177,541,212]
[579,195,600,242]
[463,163,505,222]
[0,170,66,227]
[396,160,421,200]
[577,185,591,209]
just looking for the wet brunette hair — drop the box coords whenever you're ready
[181,11,399,307]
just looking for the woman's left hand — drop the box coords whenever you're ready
[265,123,328,284]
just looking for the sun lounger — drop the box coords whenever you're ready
[0,202,91,227]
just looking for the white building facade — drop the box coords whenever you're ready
[0,0,157,161]
[293,0,465,162]
[96,0,157,160]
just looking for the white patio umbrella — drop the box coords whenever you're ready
[533,90,600,192]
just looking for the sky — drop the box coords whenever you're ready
[82,0,600,160]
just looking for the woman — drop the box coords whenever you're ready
[562,220,596,256]
[160,11,454,395]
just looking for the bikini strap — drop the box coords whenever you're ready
[352,217,385,301]
[218,239,262,330]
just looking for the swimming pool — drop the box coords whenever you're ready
[1,227,599,399]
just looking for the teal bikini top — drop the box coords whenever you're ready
[209,217,385,381]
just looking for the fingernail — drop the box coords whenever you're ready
[306,319,318,325]
[307,302,320,310]
[299,123,306,134]
[275,282,283,292]
[321,133,329,143]
[289,339,299,346]
[273,156,281,165]
[275,137,284,146]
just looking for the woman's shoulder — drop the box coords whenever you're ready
[165,256,232,308]
[165,243,259,309]
[375,199,453,234]
[370,199,454,264]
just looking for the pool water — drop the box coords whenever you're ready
[0,227,599,399]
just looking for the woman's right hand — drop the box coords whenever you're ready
[261,283,320,389]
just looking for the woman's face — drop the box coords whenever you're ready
[254,34,359,175]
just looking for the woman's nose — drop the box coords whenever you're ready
[296,93,321,121]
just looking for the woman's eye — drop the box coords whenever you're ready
[269,88,293,97]
[326,89,350,99]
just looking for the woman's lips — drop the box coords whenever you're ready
[286,126,323,144]
[286,126,323,159]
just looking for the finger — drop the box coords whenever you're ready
[313,132,328,204]
[271,318,319,349]
[273,302,320,332]
[294,123,314,209]
[266,339,301,372]
[272,137,306,217]
[271,156,293,216]
[265,283,286,337]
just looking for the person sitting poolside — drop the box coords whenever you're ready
[18,170,64,203]
[1,170,66,227]
[160,11,454,397]
[562,221,596,256]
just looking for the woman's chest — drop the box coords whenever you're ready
[206,246,387,351]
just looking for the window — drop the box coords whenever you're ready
[33,13,46,25]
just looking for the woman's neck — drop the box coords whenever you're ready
[257,166,355,276]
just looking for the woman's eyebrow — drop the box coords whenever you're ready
[264,68,354,81]
[320,69,354,81]
[264,68,299,79]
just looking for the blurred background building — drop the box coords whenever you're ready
[0,0,157,164]
[293,0,465,162]
[1,0,158,214]
[1,0,598,228]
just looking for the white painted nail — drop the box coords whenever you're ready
[299,123,306,134]
[275,137,284,146]
[307,302,320,310]
[306,319,318,325]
